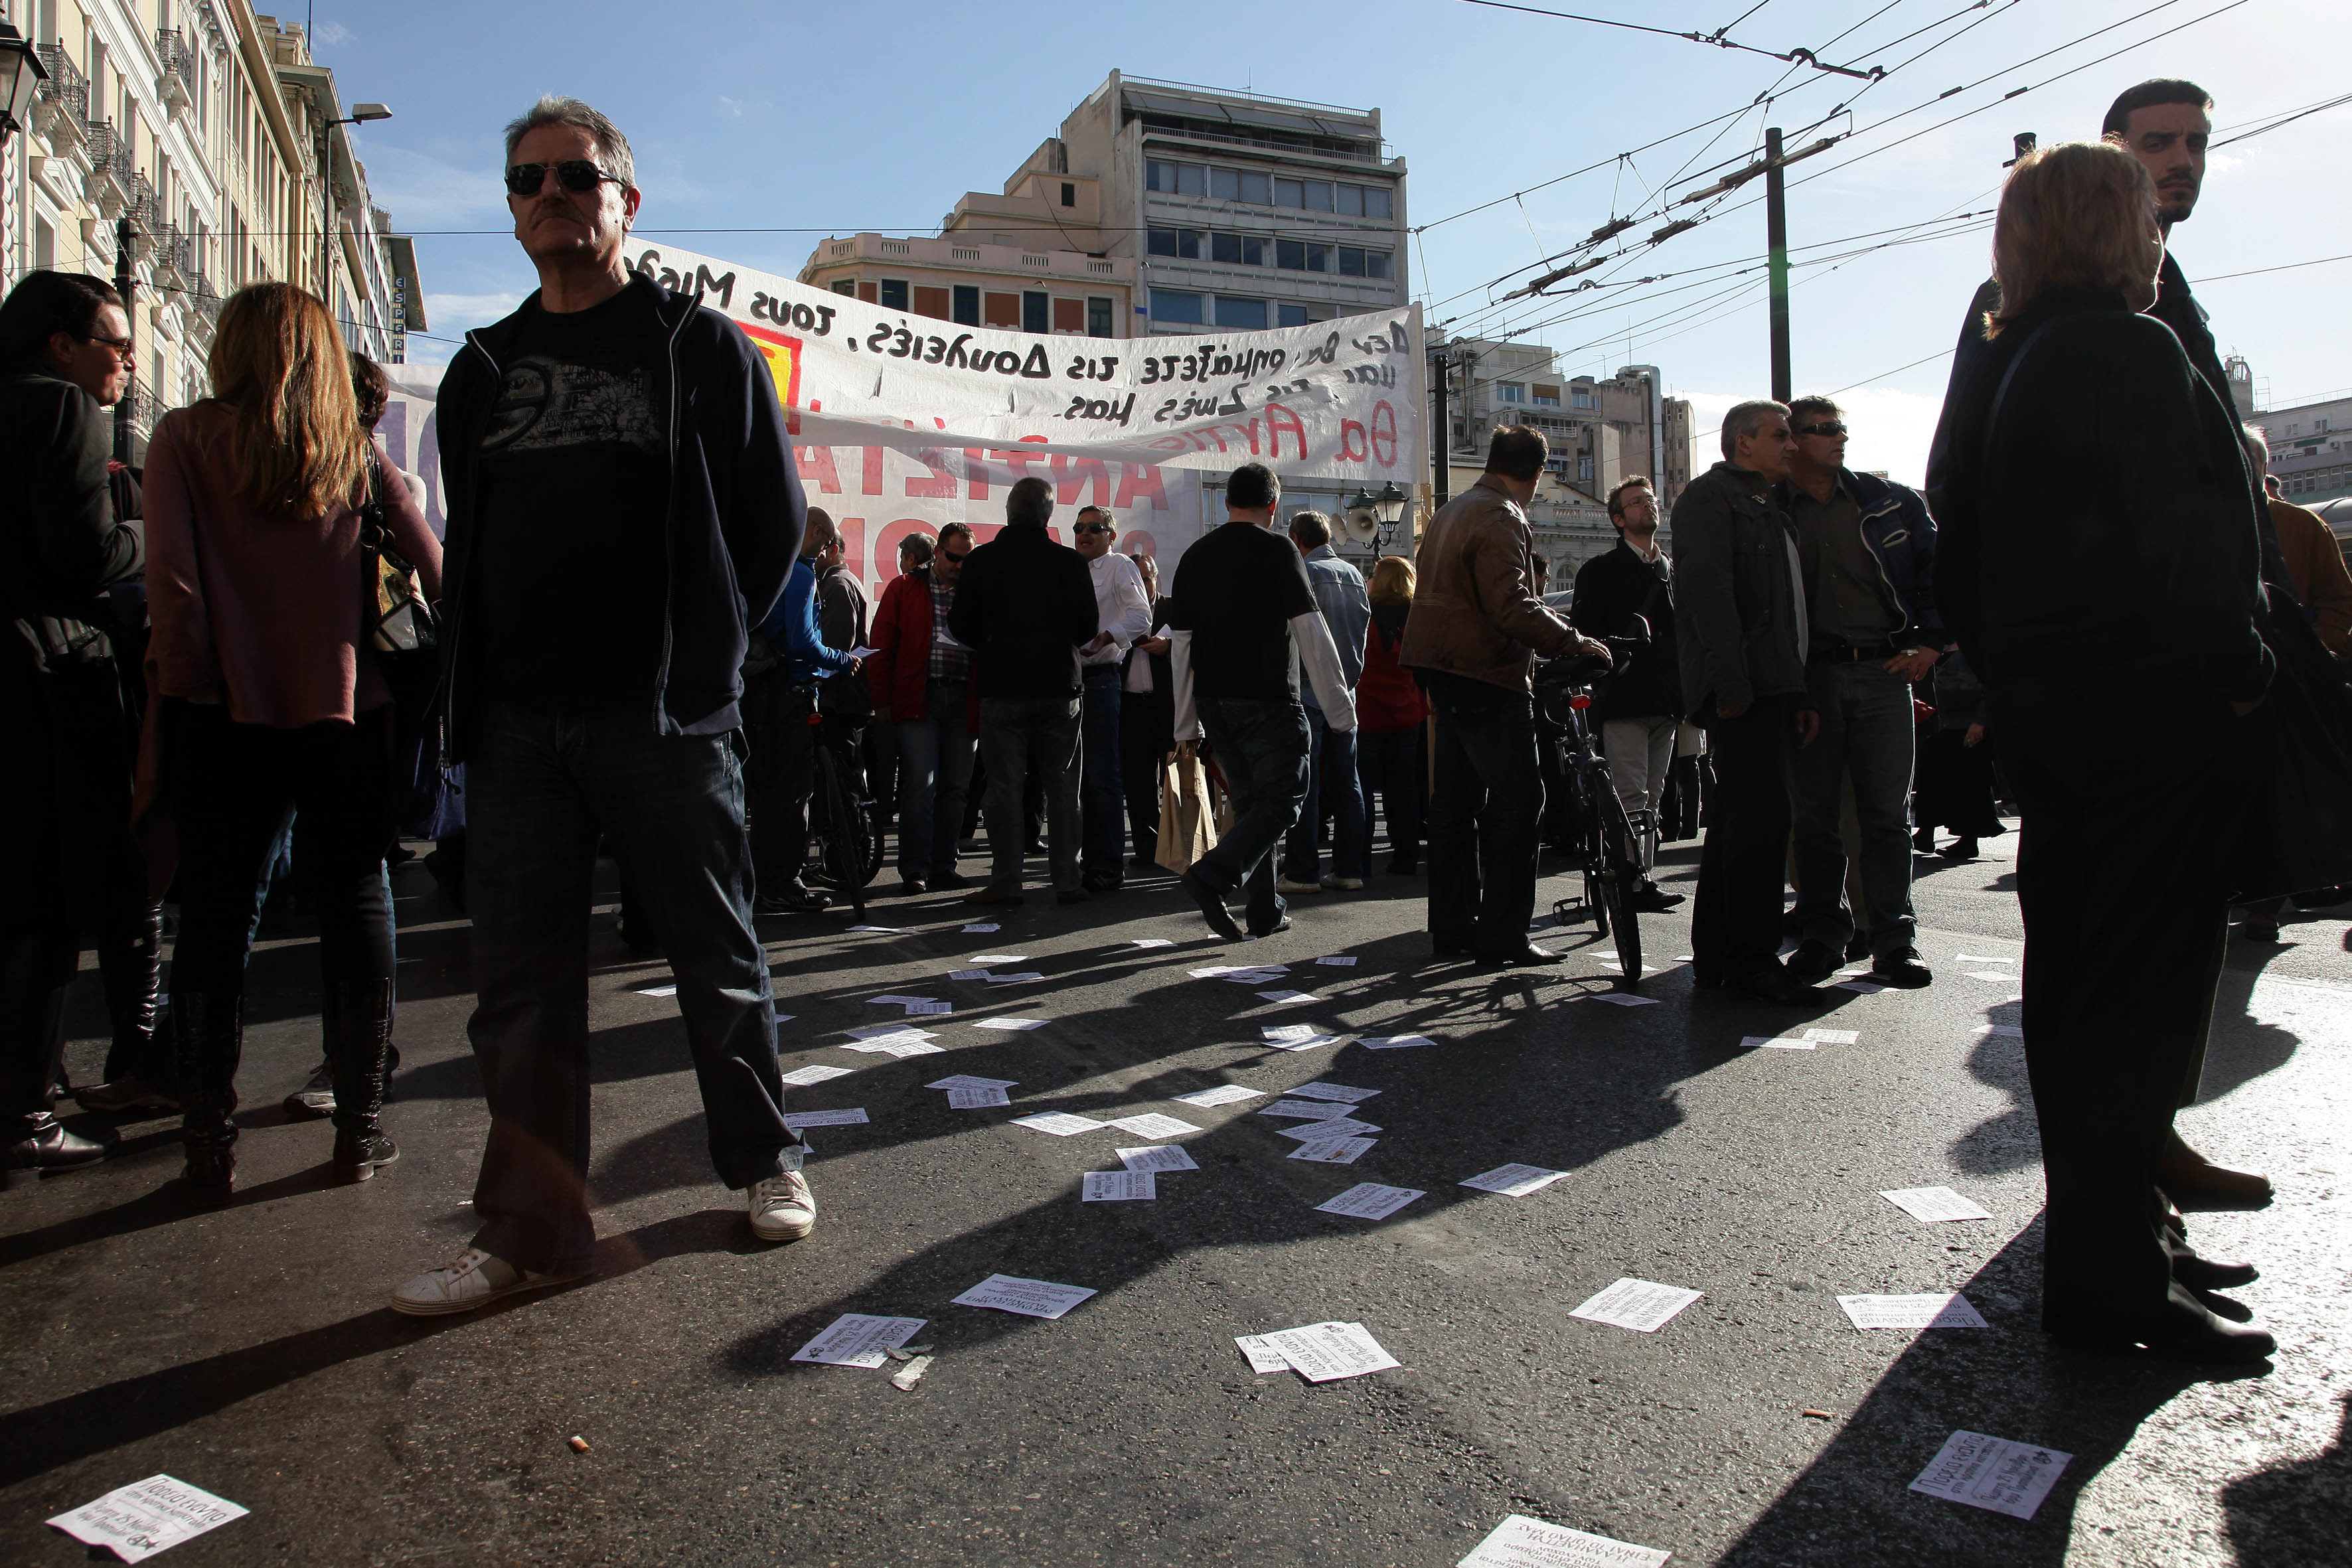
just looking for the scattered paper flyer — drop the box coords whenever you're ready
[46,1475,250,1562]
[951,1274,1097,1319]
[847,1024,938,1043]
[947,969,992,981]
[789,1313,928,1368]
[1460,1164,1569,1197]
[945,1086,1011,1109]
[1740,1035,1816,1050]
[1118,1144,1199,1173]
[1591,992,1660,1007]
[986,972,1046,983]
[1569,1277,1703,1333]
[927,1075,1017,1091]
[1955,953,2013,965]
[845,1036,946,1058]
[1314,1182,1424,1221]
[1011,1111,1104,1136]
[1221,969,1288,985]
[1257,1320,1401,1381]
[1259,1099,1356,1120]
[1289,1081,1379,1103]
[1805,1028,1859,1044]
[869,994,931,1007]
[1978,1023,2024,1038]
[1262,1023,1320,1044]
[1234,1332,1296,1375]
[846,925,908,933]
[1832,979,1886,994]
[969,955,1029,964]
[1457,1514,1670,1568]
[782,1108,870,1129]
[1909,1430,2073,1520]
[781,1064,855,1087]
[1106,1112,1200,1139]
[1838,1293,1989,1330]
[1257,989,1318,1004]
[961,923,1000,933]
[1264,1032,1343,1052]
[1358,1034,1435,1050]
[1081,1170,1157,1202]
[633,981,678,997]
[1315,955,1359,967]
[1131,937,1175,948]
[1274,1116,1380,1141]
[1289,1137,1375,1164]
[975,1016,1049,1031]
[1173,1084,1264,1107]
[1880,1186,1995,1223]
[903,1000,953,1016]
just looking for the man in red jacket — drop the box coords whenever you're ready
[870,522,976,892]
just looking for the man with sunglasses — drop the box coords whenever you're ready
[1072,507,1153,892]
[1774,397,1945,991]
[396,96,812,1316]
[869,523,978,892]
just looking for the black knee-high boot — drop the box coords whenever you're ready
[1,929,111,1175]
[326,980,399,1182]
[175,990,242,1200]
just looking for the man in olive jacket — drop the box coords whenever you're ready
[1674,400,1819,1003]
[1402,426,1608,965]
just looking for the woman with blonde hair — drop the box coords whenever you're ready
[144,282,441,1199]
[1926,141,2273,1362]
[1354,554,1429,874]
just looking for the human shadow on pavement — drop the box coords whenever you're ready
[0,1206,744,1490]
[1716,1217,2267,1567]
[2196,951,2300,1104]
[2222,1392,2349,1564]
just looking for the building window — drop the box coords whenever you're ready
[1533,385,1561,406]
[953,284,980,325]
[1088,297,1114,338]
[1211,167,1272,204]
[1148,228,1204,259]
[1579,456,1594,483]
[1215,296,1268,330]
[1147,159,1206,196]
[1361,185,1394,220]
[984,291,1020,328]
[1278,303,1310,328]
[1061,181,1076,208]
[1150,289,1206,325]
[1024,291,1050,334]
[1336,247,1393,279]
[880,279,909,311]
[1572,390,1595,409]
[1212,232,1265,266]
[1276,240,1330,273]
[33,217,54,270]
[1300,180,1334,212]
[1497,382,1526,404]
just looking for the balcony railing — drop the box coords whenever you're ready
[35,44,89,124]
[151,228,192,283]
[125,170,159,227]
[155,29,197,100]
[188,275,222,325]
[85,120,130,175]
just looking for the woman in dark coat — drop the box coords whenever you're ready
[1927,141,2276,1362]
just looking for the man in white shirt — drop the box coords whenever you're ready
[1073,506,1153,891]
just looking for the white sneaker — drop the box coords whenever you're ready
[1320,874,1365,891]
[390,1246,583,1316]
[1275,877,1324,895]
[749,1170,817,1241]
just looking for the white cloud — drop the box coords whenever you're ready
[362,143,509,232]
[314,21,353,47]
[716,95,744,118]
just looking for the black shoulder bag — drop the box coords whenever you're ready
[358,456,443,749]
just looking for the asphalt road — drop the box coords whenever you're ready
[5,824,2347,1567]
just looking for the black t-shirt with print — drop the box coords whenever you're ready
[1167,518,1319,702]
[472,287,670,711]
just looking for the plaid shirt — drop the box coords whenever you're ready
[927,574,970,682]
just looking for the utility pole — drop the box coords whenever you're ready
[1431,350,1450,507]
[114,212,134,464]
[1764,126,1790,404]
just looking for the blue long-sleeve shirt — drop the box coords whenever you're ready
[759,557,854,683]
[1298,544,1370,712]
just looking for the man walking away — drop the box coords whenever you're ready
[1675,402,1820,1004]
[1776,399,1946,988]
[746,509,860,915]
[394,96,813,1316]
[870,522,975,894]
[1167,464,1356,940]
[1278,511,1372,895]
[1073,506,1152,892]
[1571,477,1685,913]
[949,476,1098,905]
[1401,428,1611,967]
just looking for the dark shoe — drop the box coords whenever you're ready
[176,991,243,1204]
[1729,964,1816,1004]
[1248,915,1293,939]
[1177,872,1244,941]
[1913,826,1936,852]
[963,884,1026,906]
[1784,939,1840,981]
[2,1113,112,1174]
[283,1059,335,1121]
[333,1130,401,1183]
[1871,947,1934,988]
[2159,1134,2273,1210]
[2238,915,2281,943]
[1056,888,1090,905]
[898,876,930,896]
[929,868,971,890]
[1081,872,1123,894]
[325,980,397,1185]
[1631,881,1686,913]
[1476,945,1565,969]
[76,1075,181,1116]
[755,884,832,915]
[2048,1290,2276,1365]
[1941,838,1978,861]
[2171,1243,2259,1293]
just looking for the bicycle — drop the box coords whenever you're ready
[802,710,886,917]
[1535,631,1648,987]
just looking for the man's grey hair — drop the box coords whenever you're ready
[1287,510,1332,551]
[503,95,637,189]
[2241,422,2270,472]
[1719,398,1791,460]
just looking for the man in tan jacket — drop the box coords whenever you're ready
[1401,426,1608,965]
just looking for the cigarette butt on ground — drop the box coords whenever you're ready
[569,1435,591,1452]
[1802,1409,1835,1421]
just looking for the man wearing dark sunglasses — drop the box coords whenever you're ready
[398,95,813,1316]
[1774,396,1946,993]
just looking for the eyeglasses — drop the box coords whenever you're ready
[78,331,135,359]
[1794,421,1848,438]
[1075,522,1115,536]
[941,548,971,564]
[504,160,625,198]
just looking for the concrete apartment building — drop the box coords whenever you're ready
[3,1,419,453]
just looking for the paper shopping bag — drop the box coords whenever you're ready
[1156,751,1215,874]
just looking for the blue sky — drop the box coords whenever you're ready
[329,0,2351,483]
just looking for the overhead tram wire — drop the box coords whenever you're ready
[2213,91,2352,147]
[1458,0,1893,76]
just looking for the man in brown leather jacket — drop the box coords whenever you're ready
[1401,426,1608,965]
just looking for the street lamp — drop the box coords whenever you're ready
[1370,480,1409,552]
[0,23,49,147]
[317,102,390,311]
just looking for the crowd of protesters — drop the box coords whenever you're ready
[3,79,2343,1363]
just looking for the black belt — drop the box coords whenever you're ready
[1811,639,1901,664]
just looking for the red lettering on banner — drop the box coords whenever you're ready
[1122,531,1158,561]
[797,445,843,495]
[1051,454,1111,505]
[990,436,1049,481]
[963,449,989,501]
[1339,420,1369,463]
[1115,464,1168,510]
[968,522,1003,546]
[906,449,958,498]
[1263,402,1308,462]
[1371,400,1398,467]
[862,447,884,496]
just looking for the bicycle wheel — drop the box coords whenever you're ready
[1597,792,1643,983]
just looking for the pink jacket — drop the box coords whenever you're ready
[144,401,442,728]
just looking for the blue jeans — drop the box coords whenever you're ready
[1792,659,1918,957]
[1081,668,1126,877]
[1423,672,1543,956]
[1356,726,1425,869]
[463,699,801,1277]
[895,678,975,878]
[978,694,1082,892]
[1282,712,1367,882]
[1194,697,1311,934]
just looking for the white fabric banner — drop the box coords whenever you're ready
[373,240,1423,595]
